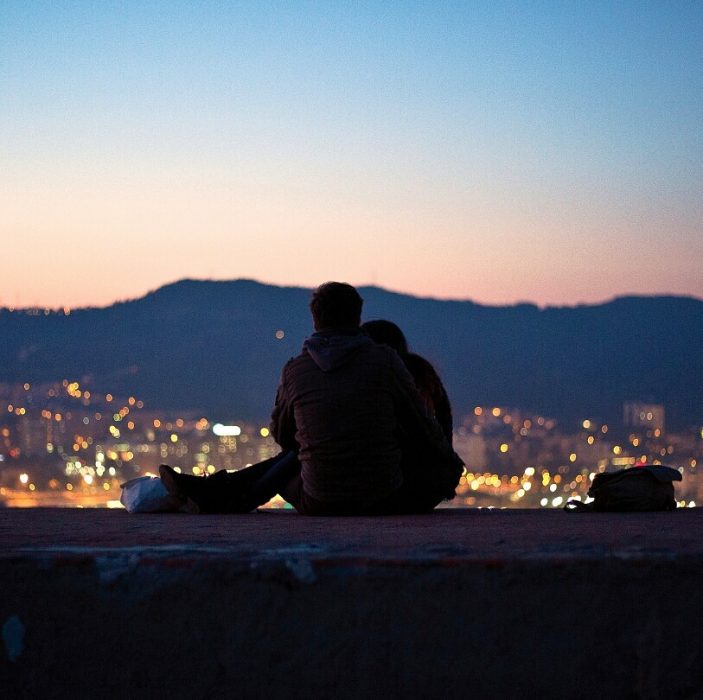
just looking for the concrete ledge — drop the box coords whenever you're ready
[2,508,702,698]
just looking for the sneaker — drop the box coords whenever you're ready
[159,464,203,513]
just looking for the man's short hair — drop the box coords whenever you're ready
[310,282,363,330]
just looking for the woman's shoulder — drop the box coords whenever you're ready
[403,352,440,380]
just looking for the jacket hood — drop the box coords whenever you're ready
[303,329,372,372]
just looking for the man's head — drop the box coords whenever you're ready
[310,282,363,331]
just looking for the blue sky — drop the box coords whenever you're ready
[1,1,702,307]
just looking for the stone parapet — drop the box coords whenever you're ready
[1,508,702,698]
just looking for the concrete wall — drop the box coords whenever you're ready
[3,544,702,699]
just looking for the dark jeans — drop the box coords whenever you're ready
[192,451,361,515]
[195,449,451,515]
[196,450,301,513]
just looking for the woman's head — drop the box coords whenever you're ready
[361,320,409,355]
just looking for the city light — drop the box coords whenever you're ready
[213,424,242,437]
[1,387,701,508]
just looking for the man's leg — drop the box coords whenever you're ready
[160,451,300,513]
[239,450,302,511]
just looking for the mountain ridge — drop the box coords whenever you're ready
[1,279,701,431]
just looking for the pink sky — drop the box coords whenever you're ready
[3,164,701,308]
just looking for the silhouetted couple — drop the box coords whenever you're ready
[160,282,463,515]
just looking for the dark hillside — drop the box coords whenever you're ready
[1,280,701,429]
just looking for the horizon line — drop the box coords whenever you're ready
[2,276,702,313]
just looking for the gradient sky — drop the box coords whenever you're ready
[2,1,702,308]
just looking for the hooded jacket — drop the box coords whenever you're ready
[270,328,456,508]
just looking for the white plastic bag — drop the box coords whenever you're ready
[119,475,182,513]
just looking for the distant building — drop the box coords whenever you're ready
[623,402,665,434]
[453,433,487,470]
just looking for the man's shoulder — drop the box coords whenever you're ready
[281,339,400,375]
[280,348,319,377]
[281,352,310,372]
[359,341,401,364]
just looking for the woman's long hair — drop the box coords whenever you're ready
[361,320,453,442]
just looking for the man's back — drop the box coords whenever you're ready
[271,330,417,508]
[161,282,461,516]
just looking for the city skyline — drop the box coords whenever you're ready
[2,375,699,509]
[2,2,702,308]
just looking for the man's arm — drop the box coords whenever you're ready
[270,366,298,451]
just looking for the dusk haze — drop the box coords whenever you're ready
[2,1,702,309]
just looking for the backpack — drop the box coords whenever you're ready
[564,465,682,512]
